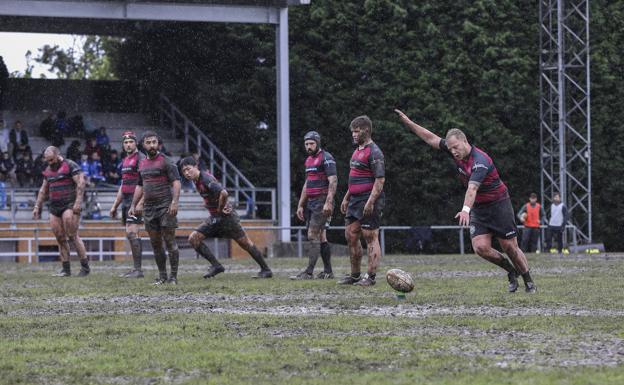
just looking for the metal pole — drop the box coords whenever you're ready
[28,238,32,264]
[99,239,103,261]
[297,229,302,257]
[557,0,567,219]
[184,121,189,153]
[585,0,592,242]
[276,7,291,243]
[34,227,39,262]
[380,228,385,257]
[459,228,465,255]
[214,238,219,259]
[271,189,277,222]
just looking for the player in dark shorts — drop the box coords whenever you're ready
[33,146,90,277]
[110,131,145,278]
[395,109,536,293]
[179,156,273,279]
[338,116,385,287]
[128,131,181,285]
[290,131,337,280]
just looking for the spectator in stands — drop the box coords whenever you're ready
[0,118,10,155]
[9,120,28,159]
[15,151,34,187]
[0,151,17,186]
[39,112,56,142]
[68,114,86,138]
[80,153,91,186]
[66,140,82,163]
[158,140,172,156]
[55,110,70,136]
[33,150,46,187]
[84,137,101,159]
[13,142,32,164]
[517,192,547,253]
[89,152,106,185]
[96,126,110,148]
[103,149,121,185]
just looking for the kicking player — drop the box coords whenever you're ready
[338,116,385,287]
[290,131,337,280]
[179,156,273,279]
[33,146,90,277]
[110,131,145,278]
[395,109,536,293]
[129,132,181,285]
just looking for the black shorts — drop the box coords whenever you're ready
[196,212,245,240]
[49,202,74,217]
[470,198,518,239]
[306,196,330,232]
[345,195,384,230]
[121,205,144,225]
[143,206,177,232]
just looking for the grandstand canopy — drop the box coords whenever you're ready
[0,0,306,241]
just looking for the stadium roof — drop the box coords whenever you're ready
[0,0,310,35]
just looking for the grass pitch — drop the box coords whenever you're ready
[1,253,624,385]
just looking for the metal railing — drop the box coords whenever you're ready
[0,224,579,263]
[158,94,262,215]
[0,186,277,222]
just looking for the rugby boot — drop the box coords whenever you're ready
[316,271,334,279]
[253,269,273,279]
[77,260,90,277]
[52,268,71,277]
[167,276,178,285]
[152,276,168,286]
[203,265,225,279]
[525,281,537,294]
[53,261,71,277]
[289,271,313,280]
[120,269,144,278]
[337,274,361,285]
[507,272,519,293]
[353,275,376,287]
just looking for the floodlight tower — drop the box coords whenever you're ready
[539,0,592,243]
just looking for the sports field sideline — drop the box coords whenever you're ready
[1,253,623,385]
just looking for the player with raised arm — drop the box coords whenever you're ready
[395,109,536,293]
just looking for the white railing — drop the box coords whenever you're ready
[0,224,580,263]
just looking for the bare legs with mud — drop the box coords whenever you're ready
[339,222,381,286]
[147,228,178,284]
[50,209,89,276]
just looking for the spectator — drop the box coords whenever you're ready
[55,110,69,136]
[9,120,28,158]
[158,141,172,156]
[89,152,106,185]
[545,192,569,254]
[0,118,10,154]
[13,141,31,163]
[517,192,547,253]
[68,114,86,138]
[66,140,82,163]
[95,126,110,148]
[33,151,46,187]
[39,112,56,142]
[0,151,17,186]
[84,137,101,159]
[103,149,121,185]
[15,151,34,187]
[80,153,91,186]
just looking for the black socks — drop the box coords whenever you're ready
[249,245,270,271]
[196,242,222,267]
[320,242,332,273]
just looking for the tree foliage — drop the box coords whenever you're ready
[106,0,623,249]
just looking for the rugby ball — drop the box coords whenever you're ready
[386,268,414,293]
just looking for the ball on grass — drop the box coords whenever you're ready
[386,268,414,293]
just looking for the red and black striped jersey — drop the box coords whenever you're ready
[42,159,81,206]
[440,139,509,206]
[137,153,180,208]
[348,142,385,197]
[194,171,225,216]
[120,151,145,197]
[304,149,337,199]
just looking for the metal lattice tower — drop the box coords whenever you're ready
[539,0,592,243]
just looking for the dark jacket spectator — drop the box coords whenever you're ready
[55,110,69,136]
[89,152,106,185]
[66,140,82,163]
[84,138,101,159]
[9,120,29,149]
[39,113,56,141]
[33,152,46,187]
[96,127,110,147]
[15,151,34,187]
[0,151,17,186]
[68,115,86,138]
[13,143,31,164]
[103,150,121,185]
